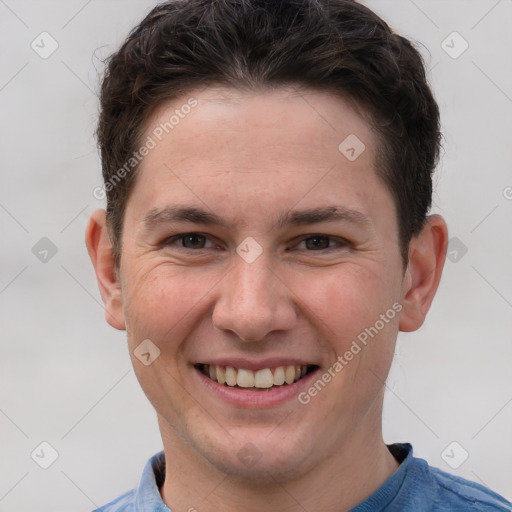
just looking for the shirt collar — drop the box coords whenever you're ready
[349,443,413,511]
[134,451,170,511]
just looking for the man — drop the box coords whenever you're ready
[86,0,511,510]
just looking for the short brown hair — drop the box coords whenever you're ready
[96,0,441,268]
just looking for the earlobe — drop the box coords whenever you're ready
[398,215,448,332]
[85,209,126,330]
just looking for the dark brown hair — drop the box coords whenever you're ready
[96,0,441,268]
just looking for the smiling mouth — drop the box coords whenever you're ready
[195,364,318,391]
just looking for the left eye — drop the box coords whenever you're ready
[296,235,346,251]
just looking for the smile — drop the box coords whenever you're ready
[196,364,318,391]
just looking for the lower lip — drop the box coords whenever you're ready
[193,367,320,408]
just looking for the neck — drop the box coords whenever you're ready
[159,421,399,512]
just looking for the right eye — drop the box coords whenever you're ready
[164,233,215,250]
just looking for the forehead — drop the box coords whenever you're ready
[126,86,389,226]
[143,86,375,166]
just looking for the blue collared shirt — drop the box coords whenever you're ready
[93,443,511,511]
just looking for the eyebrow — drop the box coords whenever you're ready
[142,204,372,231]
[275,206,372,229]
[142,205,228,230]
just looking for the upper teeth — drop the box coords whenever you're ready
[203,364,308,388]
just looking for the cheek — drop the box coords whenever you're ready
[296,265,394,338]
[121,263,215,350]
[295,269,399,414]
[295,265,400,383]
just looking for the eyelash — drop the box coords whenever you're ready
[163,233,349,252]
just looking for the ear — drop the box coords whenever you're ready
[85,209,126,330]
[399,214,448,332]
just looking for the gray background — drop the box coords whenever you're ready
[0,1,511,510]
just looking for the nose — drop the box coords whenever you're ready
[212,254,297,342]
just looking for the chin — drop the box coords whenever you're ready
[190,425,318,483]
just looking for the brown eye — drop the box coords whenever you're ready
[181,234,207,249]
[294,235,349,252]
[304,236,331,250]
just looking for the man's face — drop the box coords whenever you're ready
[116,87,407,480]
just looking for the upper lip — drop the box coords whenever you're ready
[194,358,319,371]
